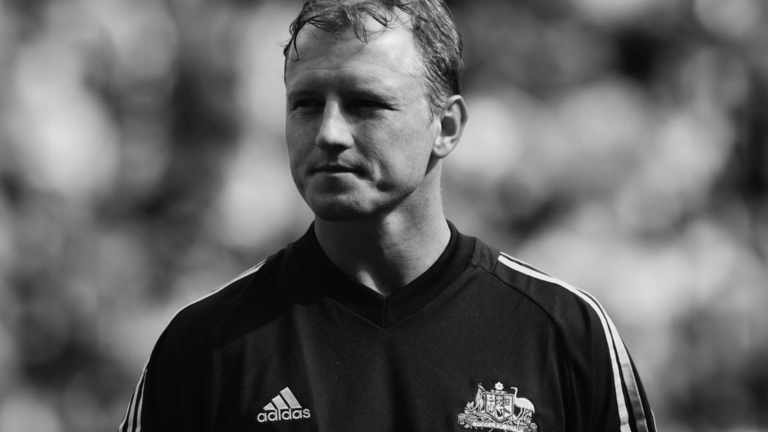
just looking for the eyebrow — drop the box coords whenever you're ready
[345,85,398,102]
[286,81,400,103]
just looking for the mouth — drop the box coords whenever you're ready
[314,164,363,175]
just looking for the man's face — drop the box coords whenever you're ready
[284,18,441,221]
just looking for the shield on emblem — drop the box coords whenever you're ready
[485,393,515,421]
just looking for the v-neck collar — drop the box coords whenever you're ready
[290,221,475,328]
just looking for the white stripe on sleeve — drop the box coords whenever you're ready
[118,260,267,432]
[498,254,648,432]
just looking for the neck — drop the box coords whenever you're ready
[314,207,451,297]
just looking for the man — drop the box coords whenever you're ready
[120,1,656,431]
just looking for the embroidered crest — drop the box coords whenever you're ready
[458,382,537,431]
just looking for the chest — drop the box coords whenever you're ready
[209,299,568,432]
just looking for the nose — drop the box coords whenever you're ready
[315,101,353,151]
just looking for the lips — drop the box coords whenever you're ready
[313,164,363,175]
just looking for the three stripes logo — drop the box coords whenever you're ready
[257,387,311,423]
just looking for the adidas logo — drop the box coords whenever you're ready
[257,387,311,423]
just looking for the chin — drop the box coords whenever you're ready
[310,203,368,222]
[305,196,378,222]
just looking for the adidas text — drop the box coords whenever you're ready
[257,387,311,423]
[257,409,311,423]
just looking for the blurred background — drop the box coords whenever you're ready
[0,0,766,430]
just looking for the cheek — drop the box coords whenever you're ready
[376,138,433,181]
[285,133,310,188]
[285,123,314,163]
[394,122,436,163]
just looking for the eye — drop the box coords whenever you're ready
[350,98,390,111]
[291,99,323,111]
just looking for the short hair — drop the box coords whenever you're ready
[283,0,463,116]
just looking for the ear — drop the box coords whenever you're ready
[432,95,468,159]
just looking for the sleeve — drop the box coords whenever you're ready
[118,368,147,432]
[117,316,210,432]
[493,252,656,431]
[576,289,657,432]
[117,261,267,432]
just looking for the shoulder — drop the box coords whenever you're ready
[155,247,292,356]
[471,239,623,385]
[472,240,613,344]
[472,242,655,431]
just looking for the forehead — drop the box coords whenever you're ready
[284,16,424,93]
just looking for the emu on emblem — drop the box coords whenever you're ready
[458,382,537,431]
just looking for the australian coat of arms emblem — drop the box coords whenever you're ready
[458,382,537,431]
